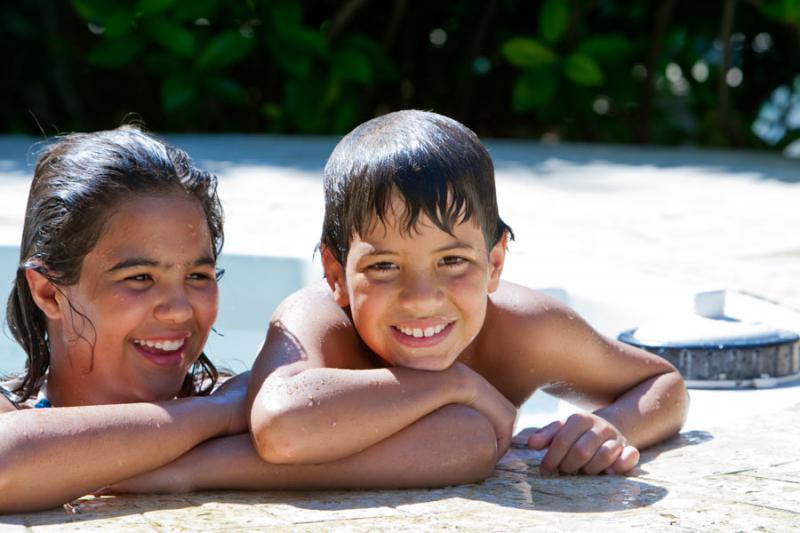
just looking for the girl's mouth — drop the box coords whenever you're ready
[132,338,186,367]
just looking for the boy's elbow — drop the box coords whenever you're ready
[249,389,311,464]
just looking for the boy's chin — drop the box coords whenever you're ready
[394,355,458,372]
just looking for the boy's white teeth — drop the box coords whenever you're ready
[397,324,446,338]
[134,338,185,351]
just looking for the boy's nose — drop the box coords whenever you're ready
[399,271,443,310]
[154,286,193,323]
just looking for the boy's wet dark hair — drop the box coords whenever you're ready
[3,126,224,404]
[321,110,513,263]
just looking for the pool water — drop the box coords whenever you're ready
[0,245,629,430]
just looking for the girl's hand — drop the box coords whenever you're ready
[210,371,250,435]
[520,413,640,475]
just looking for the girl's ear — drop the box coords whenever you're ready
[320,245,350,307]
[487,231,508,293]
[25,269,64,320]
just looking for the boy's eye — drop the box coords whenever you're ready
[440,256,467,267]
[125,273,153,283]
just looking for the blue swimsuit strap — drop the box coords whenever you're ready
[34,397,52,408]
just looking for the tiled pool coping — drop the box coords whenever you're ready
[3,402,798,531]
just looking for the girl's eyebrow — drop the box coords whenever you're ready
[107,256,215,272]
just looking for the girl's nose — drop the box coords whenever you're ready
[154,287,193,323]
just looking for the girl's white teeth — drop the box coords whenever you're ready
[134,338,185,351]
[398,324,446,338]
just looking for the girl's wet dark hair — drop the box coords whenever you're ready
[3,126,224,404]
[321,110,513,263]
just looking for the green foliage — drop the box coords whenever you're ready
[5,0,800,148]
[69,0,395,133]
[539,0,569,45]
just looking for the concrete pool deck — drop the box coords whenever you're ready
[0,136,799,530]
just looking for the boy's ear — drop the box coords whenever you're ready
[25,268,64,320]
[487,231,508,293]
[320,245,350,307]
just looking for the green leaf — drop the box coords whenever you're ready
[87,36,146,67]
[332,96,358,133]
[208,77,247,104]
[162,73,196,113]
[71,0,118,21]
[173,0,221,21]
[276,26,328,56]
[577,34,633,65]
[563,52,604,86]
[196,30,254,70]
[501,37,558,69]
[339,33,399,81]
[136,0,174,16]
[539,0,569,45]
[332,50,372,84]
[512,69,559,112]
[145,18,196,56]
[266,39,313,78]
[272,0,303,29]
[100,12,135,37]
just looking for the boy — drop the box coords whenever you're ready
[248,110,688,485]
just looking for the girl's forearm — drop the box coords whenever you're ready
[0,396,229,513]
[121,404,498,493]
[250,365,470,464]
[594,369,689,449]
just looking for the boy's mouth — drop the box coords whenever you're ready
[390,321,454,347]
[394,323,449,338]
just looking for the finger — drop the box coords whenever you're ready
[558,427,609,474]
[512,427,539,448]
[526,420,563,450]
[580,439,623,475]
[606,445,640,475]
[539,416,592,473]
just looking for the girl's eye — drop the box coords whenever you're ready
[188,271,216,282]
[368,261,398,271]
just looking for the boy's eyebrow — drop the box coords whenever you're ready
[107,256,216,272]
[363,241,475,256]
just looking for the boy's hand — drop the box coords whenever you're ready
[452,363,517,457]
[520,413,640,475]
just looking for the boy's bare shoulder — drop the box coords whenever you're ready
[477,281,587,402]
[269,280,371,369]
[487,280,575,327]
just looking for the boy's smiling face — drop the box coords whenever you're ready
[323,192,506,371]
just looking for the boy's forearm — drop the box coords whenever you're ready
[0,397,229,513]
[250,365,472,464]
[593,369,689,449]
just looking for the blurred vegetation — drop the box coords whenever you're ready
[2,0,800,150]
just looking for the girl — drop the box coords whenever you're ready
[0,126,248,512]
[0,127,498,513]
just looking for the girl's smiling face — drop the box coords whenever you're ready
[324,192,507,371]
[45,194,219,406]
